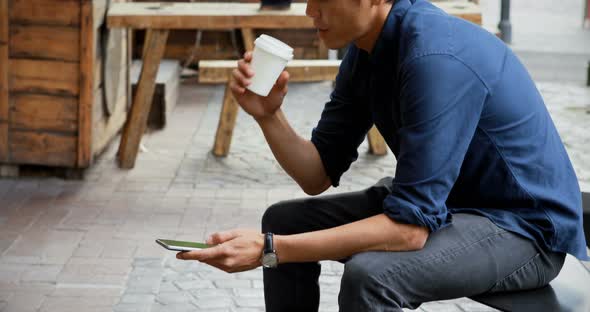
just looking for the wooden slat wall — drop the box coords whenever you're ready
[0,0,8,162]
[10,25,80,62]
[9,59,80,96]
[6,0,82,167]
[10,0,81,26]
[10,131,77,167]
[11,94,78,132]
[2,0,128,168]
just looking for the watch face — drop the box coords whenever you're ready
[262,253,278,268]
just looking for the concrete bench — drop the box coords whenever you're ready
[469,192,590,312]
[198,59,388,157]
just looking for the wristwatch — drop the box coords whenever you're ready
[261,232,279,268]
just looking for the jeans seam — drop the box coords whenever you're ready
[488,252,541,292]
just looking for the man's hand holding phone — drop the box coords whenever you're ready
[165,229,265,273]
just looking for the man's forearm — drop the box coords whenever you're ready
[274,214,429,263]
[256,109,331,195]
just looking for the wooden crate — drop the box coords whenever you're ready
[0,0,130,170]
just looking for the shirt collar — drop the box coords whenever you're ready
[367,0,413,67]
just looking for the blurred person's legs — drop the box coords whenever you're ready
[261,178,565,312]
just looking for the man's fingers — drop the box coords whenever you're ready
[275,71,290,88]
[237,59,254,77]
[208,230,239,245]
[232,69,251,88]
[244,51,252,61]
[176,245,225,261]
[229,80,246,95]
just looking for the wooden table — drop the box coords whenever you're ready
[107,2,482,169]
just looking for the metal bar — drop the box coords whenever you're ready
[498,0,512,44]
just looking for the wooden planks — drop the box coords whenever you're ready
[10,0,81,26]
[9,59,80,96]
[11,94,78,132]
[10,131,77,167]
[108,3,314,29]
[77,0,94,168]
[10,25,80,62]
[117,29,169,168]
[199,60,341,83]
[0,0,8,162]
[107,2,482,29]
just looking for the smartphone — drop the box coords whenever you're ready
[155,239,211,252]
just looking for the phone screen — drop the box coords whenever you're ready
[156,239,210,251]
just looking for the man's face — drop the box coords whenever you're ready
[306,0,376,49]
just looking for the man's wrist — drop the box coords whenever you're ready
[254,110,281,128]
[273,234,287,264]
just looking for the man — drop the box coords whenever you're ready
[177,0,589,311]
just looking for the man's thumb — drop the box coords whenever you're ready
[207,230,238,245]
[273,71,290,92]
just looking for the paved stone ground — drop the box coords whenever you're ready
[0,78,588,312]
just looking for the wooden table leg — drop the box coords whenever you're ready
[212,80,239,157]
[367,126,387,156]
[117,29,169,168]
[241,28,255,52]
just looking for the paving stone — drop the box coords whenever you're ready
[57,258,132,286]
[189,288,231,299]
[113,302,153,312]
[20,264,63,283]
[155,292,192,305]
[252,280,264,289]
[234,297,265,308]
[125,274,162,294]
[232,288,263,298]
[39,296,119,312]
[72,243,104,258]
[173,279,215,290]
[3,292,48,312]
[234,269,262,280]
[100,239,138,259]
[192,296,233,310]
[213,279,251,289]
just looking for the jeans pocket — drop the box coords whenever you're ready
[488,253,544,293]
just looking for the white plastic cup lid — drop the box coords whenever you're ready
[254,34,294,61]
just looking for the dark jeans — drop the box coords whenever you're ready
[261,178,565,312]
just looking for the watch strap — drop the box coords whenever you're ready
[264,232,274,254]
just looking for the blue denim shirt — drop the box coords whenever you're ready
[310,0,588,260]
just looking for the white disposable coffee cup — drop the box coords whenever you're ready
[247,34,294,97]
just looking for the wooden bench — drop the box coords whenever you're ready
[107,1,482,168]
[199,60,388,157]
[469,192,590,312]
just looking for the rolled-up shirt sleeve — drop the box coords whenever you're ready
[311,48,373,187]
[383,54,488,232]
